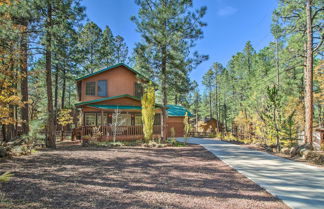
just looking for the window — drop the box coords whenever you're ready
[135,114,142,125]
[120,114,131,126]
[86,82,96,96]
[134,82,143,98]
[97,113,108,125]
[97,80,107,97]
[84,113,96,126]
[112,113,131,126]
[154,114,161,125]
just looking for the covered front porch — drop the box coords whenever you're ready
[74,94,163,141]
[76,104,162,141]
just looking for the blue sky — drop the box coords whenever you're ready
[82,0,278,89]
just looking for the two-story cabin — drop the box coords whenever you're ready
[75,63,192,140]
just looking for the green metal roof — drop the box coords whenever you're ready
[75,94,140,106]
[88,105,142,110]
[76,63,149,81]
[75,94,163,108]
[166,105,193,117]
[87,104,191,116]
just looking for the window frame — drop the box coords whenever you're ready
[85,81,96,96]
[97,80,107,97]
[134,114,143,126]
[84,112,97,126]
[97,112,108,126]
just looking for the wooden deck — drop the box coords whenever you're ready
[73,125,161,141]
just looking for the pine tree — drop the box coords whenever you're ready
[32,0,85,148]
[202,69,215,119]
[77,21,102,74]
[273,0,323,145]
[0,0,30,140]
[114,35,128,63]
[212,62,225,122]
[132,0,207,139]
[99,26,115,67]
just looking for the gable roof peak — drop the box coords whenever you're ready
[76,63,148,81]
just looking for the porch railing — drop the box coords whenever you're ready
[80,125,161,140]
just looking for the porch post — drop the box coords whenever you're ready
[101,110,104,126]
[80,111,84,126]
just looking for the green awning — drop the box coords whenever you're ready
[87,105,142,110]
[75,94,141,106]
[167,105,193,117]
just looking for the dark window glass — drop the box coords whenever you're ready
[86,82,96,96]
[135,82,143,98]
[97,80,107,96]
[108,113,112,124]
[154,114,161,125]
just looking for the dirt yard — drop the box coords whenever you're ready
[0,144,289,209]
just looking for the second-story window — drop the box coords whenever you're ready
[135,82,143,98]
[97,80,107,96]
[86,81,96,96]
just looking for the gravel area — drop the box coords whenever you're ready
[0,144,289,209]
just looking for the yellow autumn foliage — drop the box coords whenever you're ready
[141,82,155,143]
[57,109,73,127]
[283,96,304,128]
[0,0,25,126]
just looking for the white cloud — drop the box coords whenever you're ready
[217,6,238,16]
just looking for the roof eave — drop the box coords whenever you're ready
[74,94,141,107]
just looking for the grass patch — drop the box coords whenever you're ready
[88,140,143,147]
[86,138,187,148]
[166,138,187,147]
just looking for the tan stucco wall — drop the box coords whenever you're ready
[80,66,139,102]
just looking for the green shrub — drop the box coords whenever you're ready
[123,140,142,146]
[166,138,186,147]
[89,141,124,147]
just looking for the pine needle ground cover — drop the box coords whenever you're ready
[1,145,288,209]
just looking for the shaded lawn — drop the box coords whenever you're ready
[0,144,289,209]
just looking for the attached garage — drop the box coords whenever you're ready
[166,105,193,137]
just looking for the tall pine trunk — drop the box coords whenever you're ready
[45,2,56,148]
[54,65,59,112]
[215,84,218,121]
[60,67,66,141]
[209,89,212,119]
[20,22,29,135]
[304,0,313,145]
[161,45,168,140]
[61,67,66,109]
